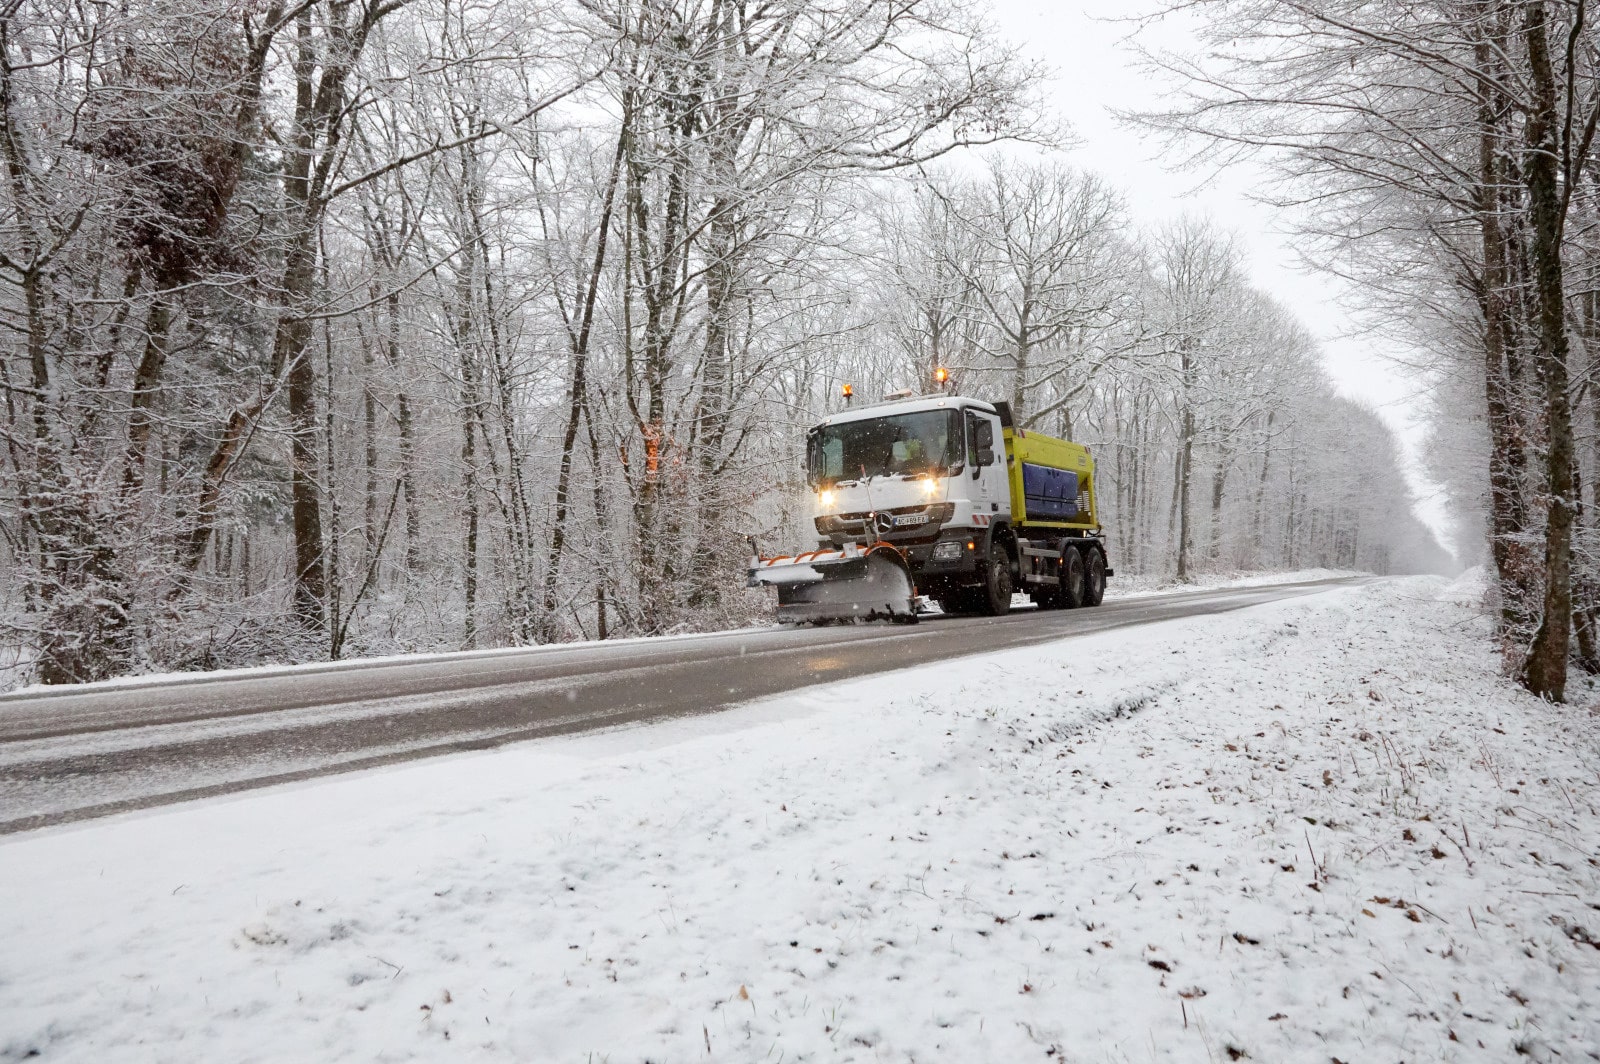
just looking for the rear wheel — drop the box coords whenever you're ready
[1083,548,1106,607]
[979,542,1013,616]
[1060,546,1085,609]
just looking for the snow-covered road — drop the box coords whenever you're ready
[2,575,1596,1062]
[0,575,1360,834]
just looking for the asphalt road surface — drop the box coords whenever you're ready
[0,576,1365,835]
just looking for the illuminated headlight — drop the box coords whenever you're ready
[818,489,836,508]
[932,540,964,562]
[920,478,940,498]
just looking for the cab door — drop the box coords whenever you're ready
[964,409,1008,517]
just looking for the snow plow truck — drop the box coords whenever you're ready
[748,385,1112,623]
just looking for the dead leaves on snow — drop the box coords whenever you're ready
[1368,895,1426,922]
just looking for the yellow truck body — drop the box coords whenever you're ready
[1003,425,1099,533]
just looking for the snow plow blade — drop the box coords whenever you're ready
[747,541,918,624]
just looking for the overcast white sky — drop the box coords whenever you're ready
[983,0,1459,557]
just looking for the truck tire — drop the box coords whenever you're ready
[979,542,1013,616]
[1060,546,1085,609]
[1083,548,1106,607]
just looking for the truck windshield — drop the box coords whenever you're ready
[807,409,963,487]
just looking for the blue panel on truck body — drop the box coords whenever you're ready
[1021,462,1080,520]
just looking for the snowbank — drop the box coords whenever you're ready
[2,578,1596,1062]
[1104,566,1359,599]
[1435,564,1490,605]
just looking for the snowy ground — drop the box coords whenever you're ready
[1103,567,1359,598]
[2,576,1597,1063]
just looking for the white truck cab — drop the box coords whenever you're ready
[807,394,1009,542]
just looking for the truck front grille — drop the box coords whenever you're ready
[815,502,955,537]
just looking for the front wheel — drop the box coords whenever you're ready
[1083,548,1106,607]
[979,542,1013,616]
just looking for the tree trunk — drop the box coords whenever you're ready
[687,198,737,611]
[586,392,612,641]
[1251,413,1275,564]
[542,126,625,635]
[461,391,479,650]
[323,310,342,657]
[379,287,420,573]
[363,331,378,558]
[1208,451,1230,566]
[1519,0,1573,702]
[280,8,327,634]
[625,98,693,634]
[121,295,173,498]
[1175,347,1195,582]
[1476,28,1533,636]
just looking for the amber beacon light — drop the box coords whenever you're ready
[933,366,950,387]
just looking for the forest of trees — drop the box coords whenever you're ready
[0,0,1445,688]
[1139,0,1600,701]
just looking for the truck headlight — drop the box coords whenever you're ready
[819,489,836,508]
[932,540,964,562]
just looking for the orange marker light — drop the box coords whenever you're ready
[933,367,949,385]
[841,383,854,398]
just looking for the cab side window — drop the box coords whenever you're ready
[965,411,995,467]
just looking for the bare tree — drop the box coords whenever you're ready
[1130,0,1600,699]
